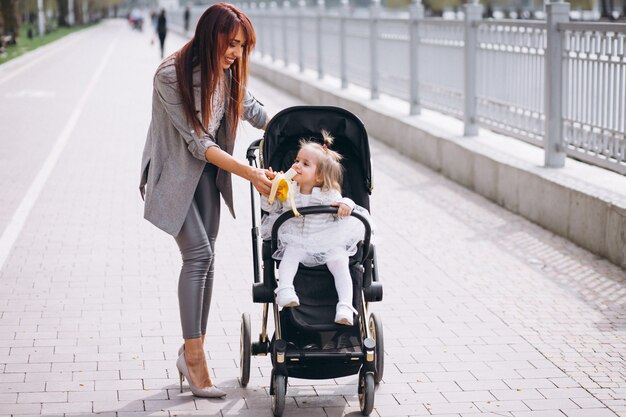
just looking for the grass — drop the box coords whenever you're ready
[0,23,91,65]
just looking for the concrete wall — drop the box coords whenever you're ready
[251,59,626,269]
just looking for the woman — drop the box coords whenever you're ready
[139,3,272,398]
[156,8,167,59]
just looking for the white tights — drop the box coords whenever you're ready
[278,246,353,307]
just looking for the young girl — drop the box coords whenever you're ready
[261,131,367,326]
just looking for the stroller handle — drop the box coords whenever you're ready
[270,206,372,261]
[246,138,262,163]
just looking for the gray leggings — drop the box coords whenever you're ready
[174,166,221,340]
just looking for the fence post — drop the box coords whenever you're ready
[297,0,305,73]
[259,2,268,58]
[340,0,349,89]
[251,3,258,46]
[463,0,482,136]
[317,0,325,79]
[270,1,277,62]
[370,0,381,100]
[544,0,569,167]
[409,0,423,115]
[283,0,290,67]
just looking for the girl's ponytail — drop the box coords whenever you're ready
[321,129,334,150]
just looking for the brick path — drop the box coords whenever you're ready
[0,19,624,417]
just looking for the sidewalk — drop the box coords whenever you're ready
[0,19,625,417]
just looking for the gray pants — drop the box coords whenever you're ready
[174,166,221,339]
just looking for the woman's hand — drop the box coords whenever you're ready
[250,167,273,196]
[331,202,352,217]
[204,147,274,196]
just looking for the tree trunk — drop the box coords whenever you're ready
[599,0,614,19]
[74,0,82,24]
[57,0,68,26]
[0,0,19,39]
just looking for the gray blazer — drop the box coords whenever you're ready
[139,57,269,236]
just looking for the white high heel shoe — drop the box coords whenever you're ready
[176,353,226,398]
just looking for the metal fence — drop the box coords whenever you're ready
[561,23,626,172]
[170,2,626,175]
[476,21,546,146]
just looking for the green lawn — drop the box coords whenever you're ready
[0,24,91,65]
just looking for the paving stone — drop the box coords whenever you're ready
[0,382,46,394]
[68,390,119,402]
[523,398,582,410]
[93,400,146,413]
[40,401,92,414]
[0,404,42,415]
[0,393,17,403]
[562,409,621,417]
[94,380,144,391]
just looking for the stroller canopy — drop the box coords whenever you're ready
[262,106,372,210]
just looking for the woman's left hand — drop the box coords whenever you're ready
[331,202,352,217]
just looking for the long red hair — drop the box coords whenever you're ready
[174,2,256,137]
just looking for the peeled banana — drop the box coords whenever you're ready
[268,168,301,217]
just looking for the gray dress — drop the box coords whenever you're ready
[139,56,269,236]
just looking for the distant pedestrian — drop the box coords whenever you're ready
[157,9,167,59]
[150,10,157,44]
[184,6,190,32]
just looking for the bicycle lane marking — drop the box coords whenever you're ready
[0,36,120,272]
[0,29,94,85]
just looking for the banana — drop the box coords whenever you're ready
[267,168,301,217]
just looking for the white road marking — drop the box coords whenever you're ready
[4,90,56,98]
[0,37,119,272]
[0,32,87,86]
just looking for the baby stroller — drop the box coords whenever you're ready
[239,106,384,416]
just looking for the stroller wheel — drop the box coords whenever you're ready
[368,312,384,384]
[358,371,375,416]
[271,371,287,417]
[239,313,251,387]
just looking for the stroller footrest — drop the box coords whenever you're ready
[286,350,363,362]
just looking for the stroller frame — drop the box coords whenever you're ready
[239,106,384,417]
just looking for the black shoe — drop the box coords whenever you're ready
[336,333,353,350]
[302,343,319,350]
[322,340,335,349]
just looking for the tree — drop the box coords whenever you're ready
[57,0,68,26]
[599,0,615,19]
[74,0,83,24]
[0,0,19,39]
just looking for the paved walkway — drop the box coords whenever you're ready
[0,19,625,417]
